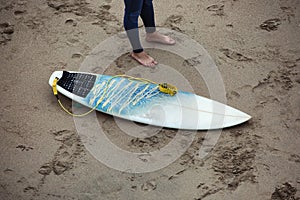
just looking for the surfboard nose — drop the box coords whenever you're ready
[49,71,64,86]
[222,107,252,129]
[244,113,252,121]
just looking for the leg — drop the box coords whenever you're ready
[140,0,175,45]
[123,0,157,67]
[140,0,156,33]
[123,0,144,53]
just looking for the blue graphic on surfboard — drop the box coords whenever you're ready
[49,71,251,130]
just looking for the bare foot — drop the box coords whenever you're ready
[145,31,176,45]
[130,51,158,67]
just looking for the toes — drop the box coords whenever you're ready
[148,60,155,67]
[149,56,158,66]
[146,59,156,67]
[146,62,154,67]
[152,60,158,65]
[166,36,175,44]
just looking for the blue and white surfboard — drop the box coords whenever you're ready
[49,71,251,130]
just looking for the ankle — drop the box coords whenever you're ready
[133,50,144,55]
[132,51,147,58]
[133,51,144,55]
[146,31,157,37]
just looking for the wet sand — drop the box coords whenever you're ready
[0,0,299,199]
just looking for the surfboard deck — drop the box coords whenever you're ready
[49,71,251,130]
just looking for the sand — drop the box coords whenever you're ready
[0,0,299,199]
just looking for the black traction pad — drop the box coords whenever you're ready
[57,71,96,98]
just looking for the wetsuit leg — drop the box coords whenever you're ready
[140,0,156,33]
[123,0,144,53]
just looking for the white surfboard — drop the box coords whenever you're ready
[49,71,251,130]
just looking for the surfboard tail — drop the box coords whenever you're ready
[49,71,63,86]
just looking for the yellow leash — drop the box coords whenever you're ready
[52,77,96,117]
[52,74,178,117]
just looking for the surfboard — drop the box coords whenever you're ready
[49,71,251,130]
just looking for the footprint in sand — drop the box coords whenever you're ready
[141,180,157,191]
[226,91,241,100]
[220,48,252,62]
[271,182,298,200]
[38,130,85,176]
[195,186,223,200]
[47,0,65,10]
[288,154,300,163]
[252,69,294,94]
[65,18,77,26]
[176,4,183,9]
[71,53,83,59]
[206,4,225,16]
[164,15,184,32]
[0,22,14,45]
[168,169,186,180]
[100,4,111,11]
[38,163,52,175]
[16,144,33,151]
[260,18,281,32]
[13,10,27,18]
[212,142,257,191]
[47,0,122,35]
[129,130,174,151]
